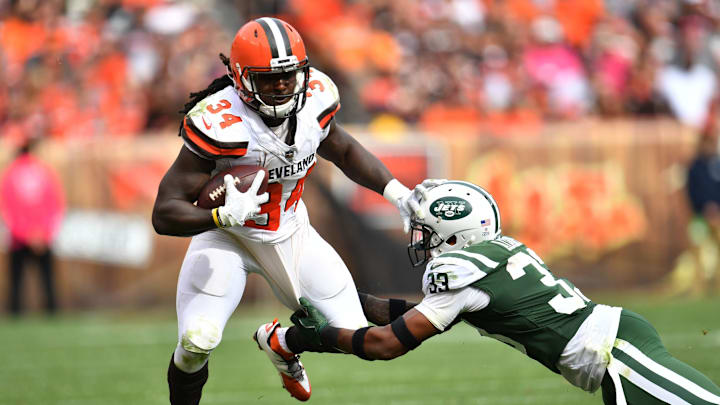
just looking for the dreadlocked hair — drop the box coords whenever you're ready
[179,53,235,114]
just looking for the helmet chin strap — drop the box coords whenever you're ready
[258,97,296,118]
[229,63,239,88]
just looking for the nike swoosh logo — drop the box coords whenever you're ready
[202,116,212,130]
[265,319,277,333]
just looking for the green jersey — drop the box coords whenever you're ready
[420,236,595,374]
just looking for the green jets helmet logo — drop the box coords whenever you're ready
[430,197,472,220]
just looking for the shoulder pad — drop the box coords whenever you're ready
[181,87,250,159]
[422,249,498,294]
[305,68,341,129]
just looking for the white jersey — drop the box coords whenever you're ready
[180,68,341,243]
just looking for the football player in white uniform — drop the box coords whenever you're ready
[286,181,720,405]
[152,17,442,404]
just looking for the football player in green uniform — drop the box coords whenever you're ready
[264,181,720,404]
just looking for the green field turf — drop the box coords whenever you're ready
[2,294,719,405]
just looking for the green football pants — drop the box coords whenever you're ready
[600,309,720,405]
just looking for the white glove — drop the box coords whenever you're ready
[215,171,269,227]
[383,178,447,233]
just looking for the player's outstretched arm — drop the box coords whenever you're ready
[317,122,393,194]
[291,298,439,361]
[358,292,417,326]
[152,146,217,236]
[318,122,445,232]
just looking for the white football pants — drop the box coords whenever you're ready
[175,222,368,350]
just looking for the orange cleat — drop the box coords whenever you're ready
[253,319,311,401]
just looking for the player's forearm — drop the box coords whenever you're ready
[323,326,408,361]
[358,292,417,326]
[336,150,393,195]
[151,199,216,236]
[318,124,393,194]
[153,146,217,236]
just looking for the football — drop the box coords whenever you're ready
[196,165,268,209]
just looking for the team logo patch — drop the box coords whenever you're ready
[430,197,472,220]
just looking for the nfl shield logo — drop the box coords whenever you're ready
[285,150,295,160]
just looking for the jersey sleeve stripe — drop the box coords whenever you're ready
[317,101,340,129]
[432,257,489,278]
[182,118,248,158]
[181,124,247,158]
[185,117,249,149]
[441,250,500,269]
[180,129,217,160]
[436,253,497,274]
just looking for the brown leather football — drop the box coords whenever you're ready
[196,165,268,209]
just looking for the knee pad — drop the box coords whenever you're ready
[181,317,222,354]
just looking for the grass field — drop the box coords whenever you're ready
[2,293,719,405]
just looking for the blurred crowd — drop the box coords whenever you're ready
[3,0,720,141]
[0,0,234,143]
[327,0,720,134]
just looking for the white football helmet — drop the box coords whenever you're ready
[408,181,501,267]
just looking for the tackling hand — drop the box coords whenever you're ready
[216,171,269,227]
[290,297,330,347]
[384,178,447,233]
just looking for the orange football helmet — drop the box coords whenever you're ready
[229,17,310,119]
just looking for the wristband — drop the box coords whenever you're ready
[351,327,373,360]
[211,208,225,228]
[382,179,409,205]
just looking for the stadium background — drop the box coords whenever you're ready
[0,0,719,404]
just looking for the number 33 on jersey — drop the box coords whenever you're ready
[180,68,341,242]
